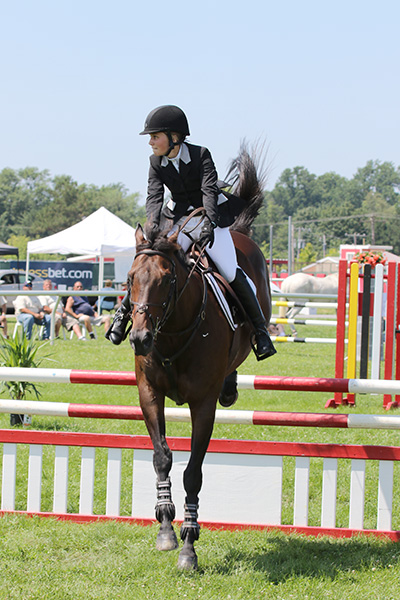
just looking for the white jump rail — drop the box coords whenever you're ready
[1,429,399,540]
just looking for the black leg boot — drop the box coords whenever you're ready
[105,293,132,345]
[230,268,277,361]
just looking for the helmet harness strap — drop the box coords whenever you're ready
[165,131,180,156]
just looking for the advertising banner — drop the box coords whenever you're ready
[10,261,94,289]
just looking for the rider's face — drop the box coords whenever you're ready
[148,132,180,157]
[149,132,170,156]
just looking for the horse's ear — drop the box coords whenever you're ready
[135,224,145,245]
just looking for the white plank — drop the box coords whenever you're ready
[27,445,43,512]
[106,448,121,516]
[132,449,283,525]
[79,447,96,515]
[349,459,365,529]
[294,456,310,526]
[377,461,393,531]
[1,443,17,510]
[53,446,69,513]
[321,458,337,528]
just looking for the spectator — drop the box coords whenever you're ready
[0,294,8,338]
[13,281,51,339]
[98,279,116,314]
[38,279,63,337]
[64,281,111,339]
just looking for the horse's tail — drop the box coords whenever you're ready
[225,140,268,236]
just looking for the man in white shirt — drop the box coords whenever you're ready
[0,295,8,338]
[38,279,63,337]
[13,281,51,339]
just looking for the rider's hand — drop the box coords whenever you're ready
[198,220,217,249]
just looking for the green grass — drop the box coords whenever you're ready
[1,320,400,599]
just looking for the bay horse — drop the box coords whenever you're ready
[127,147,272,570]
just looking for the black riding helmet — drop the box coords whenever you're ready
[140,105,190,156]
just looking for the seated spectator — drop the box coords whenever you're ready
[0,294,8,339]
[60,296,86,341]
[98,279,117,314]
[64,281,111,339]
[38,279,63,337]
[13,281,51,339]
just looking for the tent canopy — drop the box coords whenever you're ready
[26,207,137,288]
[27,207,136,257]
[0,242,19,257]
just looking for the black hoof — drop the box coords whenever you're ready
[177,550,198,570]
[156,528,179,551]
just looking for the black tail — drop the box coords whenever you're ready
[225,140,268,236]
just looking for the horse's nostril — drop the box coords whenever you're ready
[142,331,153,349]
[131,329,153,356]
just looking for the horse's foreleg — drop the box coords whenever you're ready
[139,384,178,551]
[178,405,216,570]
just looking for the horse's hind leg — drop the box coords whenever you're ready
[219,370,238,407]
[178,406,216,570]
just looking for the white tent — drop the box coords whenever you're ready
[26,207,137,288]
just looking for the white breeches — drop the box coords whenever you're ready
[171,216,238,283]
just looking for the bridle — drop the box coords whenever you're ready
[129,246,208,368]
[130,248,179,337]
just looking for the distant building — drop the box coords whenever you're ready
[301,256,340,275]
[339,244,397,262]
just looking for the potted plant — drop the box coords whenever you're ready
[0,334,52,426]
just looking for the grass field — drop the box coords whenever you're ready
[1,320,400,599]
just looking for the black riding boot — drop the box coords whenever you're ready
[230,268,277,360]
[105,293,131,345]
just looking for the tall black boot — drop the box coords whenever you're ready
[105,293,132,345]
[230,268,277,361]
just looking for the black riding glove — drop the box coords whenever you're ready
[198,220,217,249]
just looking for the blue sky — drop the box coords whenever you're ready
[1,0,399,203]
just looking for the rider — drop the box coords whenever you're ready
[106,105,276,361]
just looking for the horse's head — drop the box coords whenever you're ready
[127,224,184,356]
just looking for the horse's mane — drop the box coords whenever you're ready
[136,224,191,268]
[224,140,268,236]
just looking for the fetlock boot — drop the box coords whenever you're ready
[105,293,132,345]
[230,268,277,361]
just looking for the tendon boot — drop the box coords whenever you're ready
[230,268,277,361]
[105,293,132,345]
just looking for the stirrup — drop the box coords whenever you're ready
[251,329,277,361]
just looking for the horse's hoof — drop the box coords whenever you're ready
[156,529,179,551]
[219,371,238,407]
[177,551,198,570]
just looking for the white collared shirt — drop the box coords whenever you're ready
[161,143,191,172]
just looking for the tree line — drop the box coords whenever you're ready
[1,160,400,260]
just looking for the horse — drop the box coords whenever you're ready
[126,147,272,570]
[279,272,338,335]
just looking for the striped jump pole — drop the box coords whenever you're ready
[272,300,339,309]
[2,397,400,430]
[270,318,341,327]
[1,367,400,394]
[270,336,341,344]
